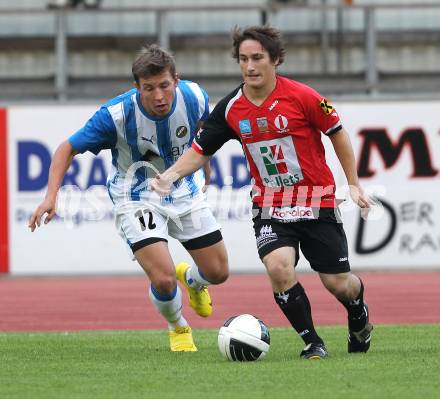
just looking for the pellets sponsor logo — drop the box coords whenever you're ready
[260,144,288,176]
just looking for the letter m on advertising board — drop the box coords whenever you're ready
[358,128,438,178]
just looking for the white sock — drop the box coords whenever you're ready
[149,285,188,330]
[185,264,211,290]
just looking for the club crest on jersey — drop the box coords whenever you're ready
[176,125,188,138]
[256,117,269,133]
[319,98,334,115]
[274,114,289,132]
[239,119,252,136]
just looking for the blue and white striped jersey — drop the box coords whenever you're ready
[68,80,209,205]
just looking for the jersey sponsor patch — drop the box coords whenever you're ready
[319,98,334,115]
[269,206,315,222]
[256,117,269,132]
[176,125,188,138]
[274,114,289,132]
[239,119,252,135]
[246,136,304,188]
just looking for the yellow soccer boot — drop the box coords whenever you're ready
[175,262,212,318]
[169,326,197,352]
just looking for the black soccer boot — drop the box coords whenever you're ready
[348,303,373,353]
[300,343,328,360]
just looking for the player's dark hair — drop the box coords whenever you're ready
[132,44,176,83]
[231,25,285,66]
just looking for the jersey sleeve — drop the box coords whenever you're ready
[192,96,239,156]
[300,86,342,136]
[68,107,117,155]
[199,86,210,122]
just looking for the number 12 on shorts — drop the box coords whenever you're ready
[135,209,156,231]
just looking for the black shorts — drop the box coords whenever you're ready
[131,230,223,253]
[252,207,350,274]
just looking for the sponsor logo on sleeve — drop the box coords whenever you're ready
[319,98,334,115]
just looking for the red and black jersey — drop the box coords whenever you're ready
[192,76,342,208]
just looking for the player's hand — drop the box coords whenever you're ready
[150,173,177,196]
[202,177,210,193]
[202,162,211,193]
[349,185,375,218]
[28,198,57,232]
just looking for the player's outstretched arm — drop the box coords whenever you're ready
[28,140,77,232]
[151,147,209,196]
[202,160,211,192]
[195,121,211,192]
[329,128,373,210]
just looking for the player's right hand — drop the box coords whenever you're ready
[28,198,57,232]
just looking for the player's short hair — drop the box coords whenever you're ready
[132,44,176,83]
[231,25,285,66]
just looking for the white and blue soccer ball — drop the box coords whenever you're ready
[218,314,270,361]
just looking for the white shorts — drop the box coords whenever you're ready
[115,196,221,256]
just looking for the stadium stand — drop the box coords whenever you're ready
[0,0,439,101]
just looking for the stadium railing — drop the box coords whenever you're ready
[0,2,439,101]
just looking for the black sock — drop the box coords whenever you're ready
[274,282,324,346]
[338,279,367,331]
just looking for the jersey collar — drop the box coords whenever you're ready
[241,76,279,109]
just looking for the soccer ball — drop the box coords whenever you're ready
[218,314,270,361]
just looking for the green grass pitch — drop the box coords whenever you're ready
[1,324,439,399]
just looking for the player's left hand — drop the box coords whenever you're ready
[349,185,375,218]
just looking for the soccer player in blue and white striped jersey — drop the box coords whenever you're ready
[29,45,229,352]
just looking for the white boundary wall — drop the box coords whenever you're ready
[7,101,440,274]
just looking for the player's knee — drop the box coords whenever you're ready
[152,275,176,295]
[204,260,229,284]
[322,278,349,298]
[213,266,229,284]
[325,284,345,298]
[265,260,291,279]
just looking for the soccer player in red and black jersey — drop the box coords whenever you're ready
[152,26,374,360]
